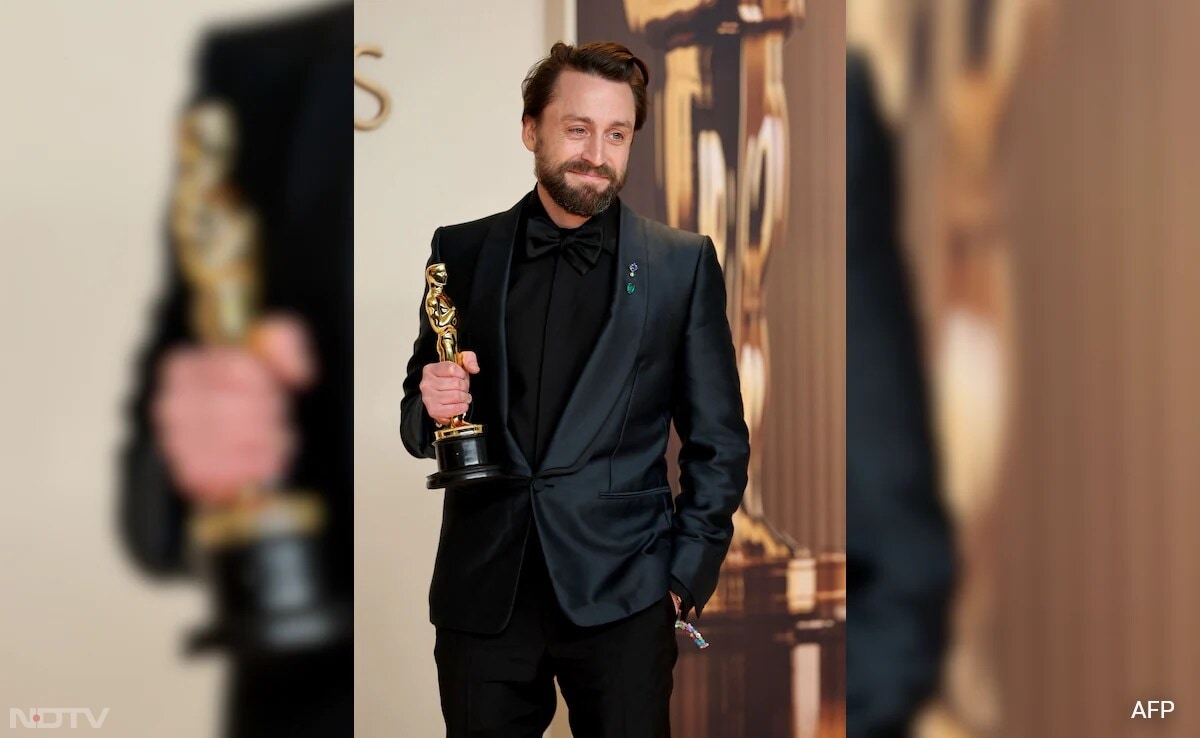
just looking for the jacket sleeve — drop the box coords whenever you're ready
[668,236,751,617]
[399,228,443,459]
[116,249,193,579]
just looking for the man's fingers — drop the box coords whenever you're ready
[156,384,285,434]
[459,351,481,374]
[422,360,473,425]
[169,426,293,501]
[250,314,317,389]
[152,340,304,503]
[422,379,463,396]
[159,348,272,400]
[430,402,470,420]
[427,361,467,380]
[424,390,470,412]
[432,401,470,415]
[208,349,275,391]
[419,374,469,393]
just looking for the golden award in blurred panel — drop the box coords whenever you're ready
[171,100,348,657]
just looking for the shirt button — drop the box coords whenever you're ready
[531,479,546,492]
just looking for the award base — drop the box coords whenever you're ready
[185,493,350,659]
[427,424,503,489]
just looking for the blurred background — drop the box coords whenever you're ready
[0,2,349,737]
[9,0,1200,736]
[849,0,1200,736]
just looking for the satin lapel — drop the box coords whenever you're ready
[540,203,649,475]
[466,198,530,478]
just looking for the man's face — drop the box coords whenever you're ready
[522,70,636,217]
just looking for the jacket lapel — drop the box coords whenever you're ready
[539,202,649,475]
[466,197,531,478]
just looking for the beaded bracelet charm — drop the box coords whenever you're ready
[675,618,710,649]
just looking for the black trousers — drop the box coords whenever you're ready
[224,643,353,738]
[434,529,678,738]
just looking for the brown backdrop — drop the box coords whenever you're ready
[576,2,845,736]
[855,1,1200,736]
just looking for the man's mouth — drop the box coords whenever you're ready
[569,169,609,180]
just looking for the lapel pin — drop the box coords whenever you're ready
[628,262,639,277]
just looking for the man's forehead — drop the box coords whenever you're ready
[550,71,635,112]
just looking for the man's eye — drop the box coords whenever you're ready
[569,127,586,134]
[609,132,625,141]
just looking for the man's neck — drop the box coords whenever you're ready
[535,182,590,230]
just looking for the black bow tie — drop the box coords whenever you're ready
[525,214,605,275]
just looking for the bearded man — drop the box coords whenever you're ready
[400,41,749,738]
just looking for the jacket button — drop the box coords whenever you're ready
[531,479,546,492]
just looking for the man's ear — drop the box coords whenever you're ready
[521,115,537,153]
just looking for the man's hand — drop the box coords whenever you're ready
[420,350,479,425]
[151,315,315,505]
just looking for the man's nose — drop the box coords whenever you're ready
[581,135,605,167]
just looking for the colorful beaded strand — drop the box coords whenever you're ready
[674,618,710,649]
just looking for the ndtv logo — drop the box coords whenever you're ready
[9,709,110,729]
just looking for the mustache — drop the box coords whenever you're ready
[559,160,615,181]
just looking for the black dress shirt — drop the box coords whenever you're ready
[505,187,619,472]
[503,186,696,618]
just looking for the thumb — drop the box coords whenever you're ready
[460,351,481,375]
[248,313,317,389]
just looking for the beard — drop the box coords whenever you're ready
[534,146,626,217]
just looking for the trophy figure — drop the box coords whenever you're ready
[171,100,348,656]
[423,263,503,489]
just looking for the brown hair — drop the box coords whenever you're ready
[522,41,651,131]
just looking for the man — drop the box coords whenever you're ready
[118,4,352,737]
[400,41,750,738]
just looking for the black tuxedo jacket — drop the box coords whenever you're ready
[401,197,750,633]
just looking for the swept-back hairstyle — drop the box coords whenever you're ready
[521,41,651,131]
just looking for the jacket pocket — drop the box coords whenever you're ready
[598,485,672,499]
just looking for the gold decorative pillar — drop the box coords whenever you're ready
[623,3,845,736]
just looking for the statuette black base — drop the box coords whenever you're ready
[427,430,503,489]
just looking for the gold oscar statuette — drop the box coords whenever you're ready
[423,263,503,488]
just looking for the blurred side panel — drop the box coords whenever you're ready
[850,0,1200,736]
